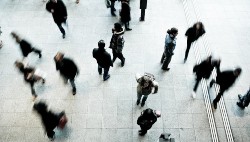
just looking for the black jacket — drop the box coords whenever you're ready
[140,0,147,9]
[110,28,125,53]
[19,40,33,57]
[120,2,131,22]
[137,109,157,130]
[93,48,113,68]
[55,58,78,79]
[46,0,67,23]
[193,59,214,79]
[185,27,205,42]
[216,65,238,91]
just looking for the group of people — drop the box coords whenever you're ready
[4,0,250,141]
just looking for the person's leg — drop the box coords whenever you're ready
[125,22,132,31]
[193,77,201,92]
[137,93,143,105]
[209,79,215,88]
[47,130,55,140]
[32,48,42,58]
[98,65,102,75]
[103,67,110,81]
[213,90,224,109]
[56,22,65,38]
[162,55,172,70]
[160,52,166,63]
[112,50,118,63]
[117,53,125,66]
[110,1,116,16]
[184,40,192,62]
[69,78,76,95]
[141,95,148,107]
[140,9,145,21]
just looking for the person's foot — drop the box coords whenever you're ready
[121,58,125,67]
[192,91,196,99]
[139,17,144,21]
[213,100,217,109]
[136,100,140,105]
[126,28,132,31]
[184,58,187,63]
[72,87,76,95]
[76,0,79,4]
[238,94,243,101]
[32,95,37,102]
[62,34,65,39]
[39,52,42,58]
[236,102,245,109]
[104,75,110,81]
[49,135,55,141]
[162,68,170,71]
[141,102,145,107]
[139,132,146,136]
[111,13,116,16]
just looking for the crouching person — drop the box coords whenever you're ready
[33,101,68,141]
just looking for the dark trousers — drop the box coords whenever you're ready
[139,125,149,135]
[210,80,225,104]
[124,22,130,29]
[98,65,110,80]
[184,40,193,60]
[161,52,172,69]
[193,77,202,92]
[31,48,41,56]
[62,75,76,90]
[47,130,55,139]
[113,51,125,63]
[110,1,115,14]
[140,9,145,20]
[56,22,66,35]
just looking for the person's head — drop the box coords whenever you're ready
[167,27,178,38]
[33,101,48,115]
[234,67,242,77]
[98,40,105,49]
[51,0,57,3]
[113,23,122,32]
[55,52,64,62]
[194,22,204,30]
[154,110,161,118]
[10,32,21,43]
[14,60,24,70]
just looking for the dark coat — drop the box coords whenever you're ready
[110,28,125,53]
[55,58,78,79]
[41,111,61,136]
[19,40,33,57]
[93,48,113,68]
[215,65,238,91]
[120,2,131,22]
[193,59,214,79]
[137,109,157,130]
[140,0,147,9]
[19,66,35,85]
[110,0,117,2]
[185,27,205,42]
[46,0,67,24]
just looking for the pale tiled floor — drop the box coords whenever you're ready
[0,0,249,142]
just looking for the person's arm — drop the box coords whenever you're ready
[185,28,191,37]
[30,82,36,95]
[152,81,158,94]
[117,36,124,53]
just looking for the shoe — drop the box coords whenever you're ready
[72,87,76,95]
[139,132,146,136]
[104,75,110,81]
[192,91,196,99]
[39,52,42,58]
[121,58,125,67]
[238,94,243,101]
[138,130,142,133]
[126,28,132,31]
[42,79,46,84]
[209,80,214,88]
[62,34,65,39]
[184,59,187,63]
[236,102,245,109]
[162,68,170,71]
[141,102,145,107]
[136,100,140,105]
[213,100,217,109]
[111,13,116,16]
[49,135,55,141]
[139,17,144,21]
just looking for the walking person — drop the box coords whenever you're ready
[93,40,113,81]
[109,23,126,67]
[120,0,132,31]
[54,52,79,95]
[160,28,178,71]
[139,0,147,21]
[210,62,242,109]
[15,61,46,100]
[46,0,68,38]
[184,22,205,63]
[110,0,117,16]
[33,101,68,141]
[137,108,161,136]
[237,87,250,109]
[192,56,220,98]
[11,32,42,59]
[136,73,158,107]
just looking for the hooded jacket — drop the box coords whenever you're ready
[185,26,205,42]
[137,108,157,130]
[110,28,125,53]
[55,57,79,79]
[93,48,113,68]
[46,0,67,23]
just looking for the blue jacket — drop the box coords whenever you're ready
[164,34,176,56]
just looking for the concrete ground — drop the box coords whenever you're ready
[0,0,249,142]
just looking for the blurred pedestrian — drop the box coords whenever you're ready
[76,0,79,4]
[210,62,242,109]
[54,52,79,95]
[110,0,118,16]
[11,32,42,59]
[192,56,220,98]
[161,28,178,71]
[184,22,205,63]
[136,73,158,107]
[46,0,68,38]
[93,40,113,81]
[237,87,250,109]
[33,101,67,141]
[120,0,132,31]
[15,61,46,100]
[137,108,161,136]
[140,0,147,21]
[109,23,126,67]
